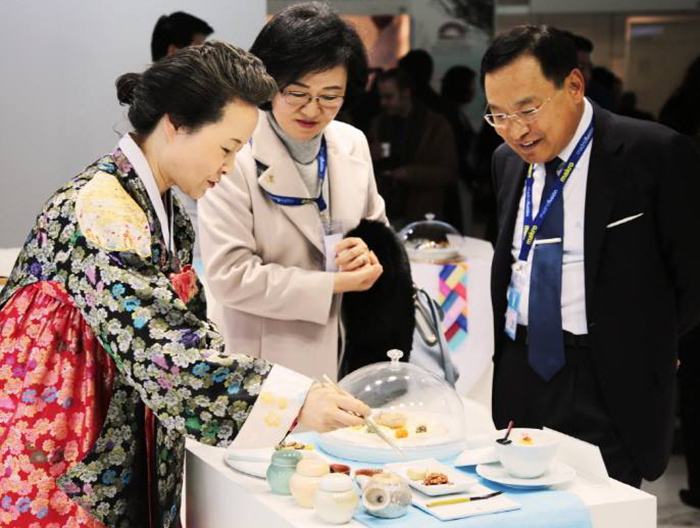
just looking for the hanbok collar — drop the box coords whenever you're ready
[118,133,174,253]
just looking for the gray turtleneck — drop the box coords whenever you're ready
[267,112,328,205]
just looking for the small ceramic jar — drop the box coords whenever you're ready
[266,449,303,495]
[289,458,330,508]
[314,473,359,524]
[361,471,411,519]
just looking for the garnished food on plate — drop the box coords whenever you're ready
[517,433,534,445]
[423,472,450,486]
[276,441,313,451]
[327,410,451,448]
[355,468,383,477]
[407,468,427,481]
[375,411,407,429]
[410,240,453,251]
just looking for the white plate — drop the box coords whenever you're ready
[454,446,499,467]
[476,461,576,489]
[406,246,461,263]
[411,483,521,521]
[317,434,465,463]
[385,458,477,496]
[223,437,322,478]
[224,456,270,478]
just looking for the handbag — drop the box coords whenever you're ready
[410,286,460,387]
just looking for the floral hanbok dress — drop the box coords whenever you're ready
[0,135,311,528]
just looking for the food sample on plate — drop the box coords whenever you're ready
[407,468,427,481]
[375,411,407,429]
[516,433,534,445]
[423,472,451,486]
[328,410,450,448]
[355,468,383,477]
[276,440,313,451]
[408,240,453,251]
[384,459,476,496]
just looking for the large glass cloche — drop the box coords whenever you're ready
[317,351,466,463]
[398,214,462,263]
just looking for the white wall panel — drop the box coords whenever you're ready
[0,0,265,246]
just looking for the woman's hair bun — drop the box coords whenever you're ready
[116,72,141,106]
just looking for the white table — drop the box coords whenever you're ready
[185,399,656,528]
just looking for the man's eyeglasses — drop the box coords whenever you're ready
[483,95,554,128]
[282,90,345,109]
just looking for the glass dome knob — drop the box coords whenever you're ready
[387,349,404,364]
[425,213,435,221]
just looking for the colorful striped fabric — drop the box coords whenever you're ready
[438,263,468,351]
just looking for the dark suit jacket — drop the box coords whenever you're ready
[491,103,700,480]
[369,103,458,222]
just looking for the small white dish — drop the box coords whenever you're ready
[476,461,576,489]
[385,458,477,496]
[410,483,521,521]
[454,446,499,467]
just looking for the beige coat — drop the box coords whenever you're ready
[198,113,387,380]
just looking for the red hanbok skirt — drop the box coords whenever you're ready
[0,281,114,527]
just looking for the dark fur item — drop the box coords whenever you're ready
[340,220,415,375]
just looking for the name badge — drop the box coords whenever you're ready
[322,220,344,272]
[505,262,527,340]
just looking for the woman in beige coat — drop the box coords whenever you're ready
[198,3,387,380]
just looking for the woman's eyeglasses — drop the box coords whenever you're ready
[282,90,345,109]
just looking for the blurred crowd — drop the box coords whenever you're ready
[334,32,700,248]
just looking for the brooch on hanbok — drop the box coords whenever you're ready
[169,264,198,304]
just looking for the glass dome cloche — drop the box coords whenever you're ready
[317,350,466,463]
[398,214,462,263]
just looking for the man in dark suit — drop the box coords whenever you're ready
[482,25,700,487]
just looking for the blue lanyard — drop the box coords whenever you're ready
[262,137,328,212]
[518,120,594,262]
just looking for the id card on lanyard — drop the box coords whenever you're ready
[262,137,329,219]
[504,120,594,340]
[261,137,338,269]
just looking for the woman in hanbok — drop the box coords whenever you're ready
[0,41,368,528]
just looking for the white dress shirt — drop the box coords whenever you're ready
[509,97,593,335]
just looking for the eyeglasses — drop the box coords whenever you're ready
[483,95,554,128]
[282,90,345,109]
